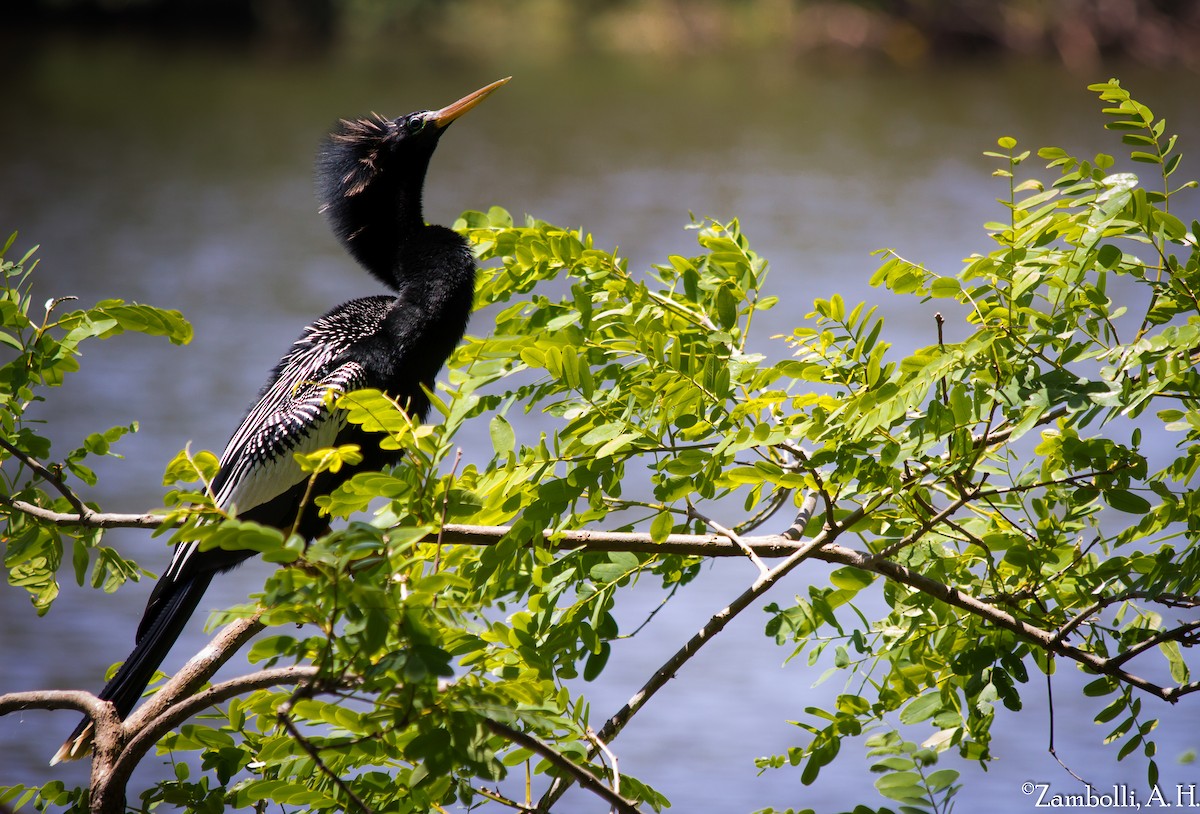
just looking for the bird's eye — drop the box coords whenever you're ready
[405,116,426,135]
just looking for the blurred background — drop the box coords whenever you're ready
[2,1,1200,812]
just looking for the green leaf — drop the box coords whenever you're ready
[1103,489,1151,514]
[929,277,961,298]
[89,300,193,345]
[583,640,611,681]
[489,414,516,456]
[829,567,873,592]
[649,510,674,543]
[874,771,927,803]
[899,693,943,725]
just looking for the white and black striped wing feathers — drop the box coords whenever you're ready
[211,357,366,514]
[155,299,391,594]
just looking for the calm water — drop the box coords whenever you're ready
[2,32,1199,813]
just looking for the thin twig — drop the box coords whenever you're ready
[935,312,948,405]
[483,717,641,814]
[278,698,376,814]
[1107,619,1200,669]
[434,448,463,574]
[687,502,769,576]
[473,785,536,812]
[778,443,838,522]
[875,489,976,560]
[1045,658,1089,785]
[1051,591,1200,647]
[585,727,620,812]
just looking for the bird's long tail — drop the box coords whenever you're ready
[51,572,215,764]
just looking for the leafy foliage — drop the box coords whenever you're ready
[0,235,191,612]
[2,79,1198,813]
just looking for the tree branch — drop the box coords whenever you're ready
[0,689,124,771]
[483,717,642,814]
[9,473,1194,810]
[0,436,91,517]
[12,503,1191,705]
[687,502,770,576]
[0,689,111,718]
[1107,619,1200,669]
[122,613,267,736]
[118,665,320,782]
[829,544,1199,702]
[444,520,1197,704]
[276,678,374,814]
[68,614,266,814]
[538,493,826,811]
[0,497,163,528]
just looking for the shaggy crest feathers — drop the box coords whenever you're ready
[314,111,444,286]
[320,114,400,201]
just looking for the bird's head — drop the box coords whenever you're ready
[316,77,510,285]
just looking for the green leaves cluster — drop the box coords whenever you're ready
[3,79,1199,813]
[758,78,1200,796]
[0,234,191,612]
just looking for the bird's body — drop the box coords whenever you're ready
[54,77,509,764]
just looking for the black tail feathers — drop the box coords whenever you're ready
[51,573,214,764]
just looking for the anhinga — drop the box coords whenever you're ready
[53,76,510,764]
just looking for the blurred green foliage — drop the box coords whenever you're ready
[10,0,1200,69]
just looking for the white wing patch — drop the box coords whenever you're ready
[214,406,344,513]
[214,359,367,513]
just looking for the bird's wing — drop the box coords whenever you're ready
[212,360,367,512]
[154,359,367,594]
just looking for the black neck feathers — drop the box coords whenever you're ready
[315,113,443,290]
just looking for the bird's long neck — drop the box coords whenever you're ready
[320,147,437,290]
[357,170,431,289]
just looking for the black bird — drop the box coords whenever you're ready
[53,76,510,764]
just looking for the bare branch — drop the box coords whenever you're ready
[1053,591,1200,647]
[483,717,642,814]
[1107,620,1200,669]
[119,666,320,781]
[1045,662,1090,786]
[585,727,620,806]
[122,613,267,737]
[0,436,91,518]
[0,497,164,528]
[472,784,536,812]
[437,523,815,558]
[51,614,270,812]
[538,493,827,811]
[0,689,113,721]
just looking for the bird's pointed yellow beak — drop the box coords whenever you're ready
[431,76,512,129]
